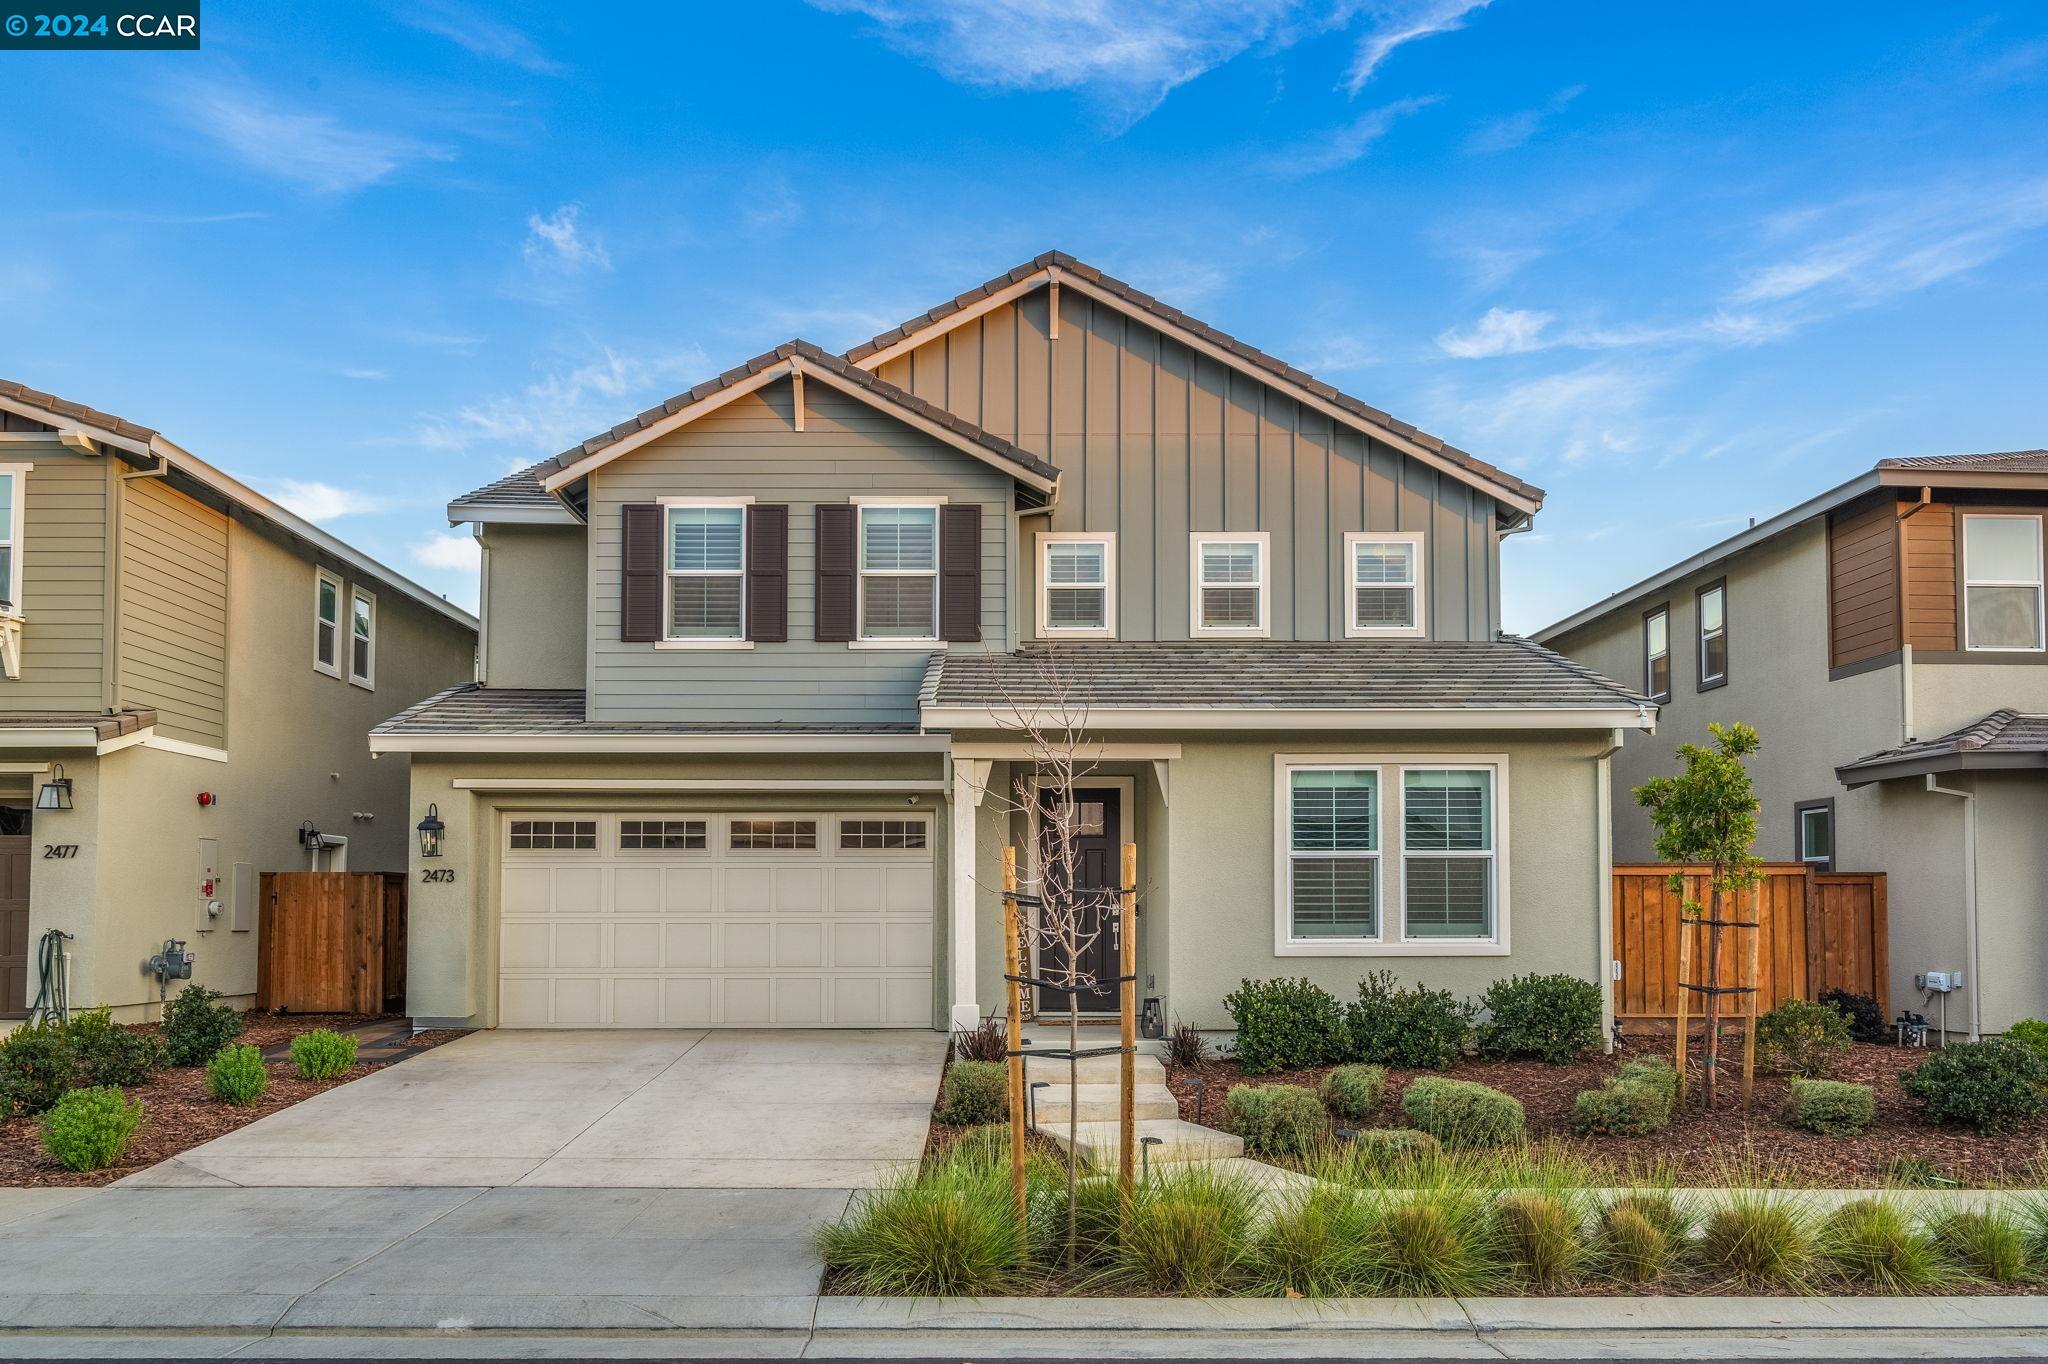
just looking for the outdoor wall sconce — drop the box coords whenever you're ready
[416,803,446,859]
[297,819,323,850]
[35,763,73,811]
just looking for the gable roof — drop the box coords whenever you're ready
[846,250,1545,516]
[1837,708,2048,786]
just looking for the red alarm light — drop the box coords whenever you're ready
[196,791,217,807]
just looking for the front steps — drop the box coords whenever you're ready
[1015,1049,1244,1166]
[1045,1118,1245,1170]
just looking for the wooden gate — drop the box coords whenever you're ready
[1613,864,1887,1022]
[256,872,406,1014]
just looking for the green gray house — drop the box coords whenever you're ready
[376,252,1653,1034]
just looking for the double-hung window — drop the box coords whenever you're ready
[1794,800,1834,873]
[1696,581,1727,688]
[665,500,746,642]
[1345,531,1425,637]
[1401,769,1496,941]
[1038,532,1115,637]
[1284,769,1379,943]
[1643,605,1670,700]
[348,587,375,689]
[1191,532,1269,637]
[314,569,342,677]
[0,465,24,613]
[1962,514,2045,652]
[858,503,939,641]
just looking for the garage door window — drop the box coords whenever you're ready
[731,819,817,850]
[839,818,928,850]
[620,819,706,851]
[509,819,596,850]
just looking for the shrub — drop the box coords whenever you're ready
[1784,1077,1875,1136]
[1320,1063,1386,1122]
[818,1159,1028,1295]
[1331,1127,1442,1179]
[39,1086,144,1171]
[66,1009,166,1088]
[290,1029,358,1081]
[1476,973,1603,1065]
[1250,1184,1376,1298]
[1167,1021,1208,1068]
[934,1060,1006,1126]
[1818,989,1886,1043]
[1904,1038,2048,1134]
[2005,1018,2048,1067]
[1222,978,1349,1074]
[1755,998,1853,1078]
[1112,1164,1260,1295]
[205,1044,267,1106]
[0,1020,76,1116]
[951,1015,1007,1064]
[1029,1173,1125,1266]
[1593,1202,1672,1285]
[1364,1194,1509,1296]
[163,985,242,1066]
[1401,1076,1525,1150]
[1347,971,1474,1070]
[1225,1083,1329,1158]
[1497,1192,1582,1289]
[1571,1058,1678,1137]
[1699,1195,1813,1288]
[1933,1209,2031,1284]
[1819,1198,1946,1293]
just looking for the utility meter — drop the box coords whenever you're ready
[148,939,195,986]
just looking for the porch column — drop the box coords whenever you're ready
[948,759,989,1031]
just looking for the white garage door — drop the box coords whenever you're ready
[499,812,935,1028]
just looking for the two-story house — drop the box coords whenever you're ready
[374,253,1654,1035]
[1537,452,2048,1039]
[0,381,479,1022]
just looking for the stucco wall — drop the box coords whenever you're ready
[480,523,584,689]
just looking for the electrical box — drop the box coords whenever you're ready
[195,837,222,930]
[1917,971,1957,992]
[230,862,256,933]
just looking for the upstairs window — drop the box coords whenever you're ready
[1346,532,1425,637]
[349,586,376,689]
[1191,532,1269,637]
[1643,605,1670,700]
[1039,533,1115,637]
[859,503,939,641]
[666,502,746,641]
[0,466,23,613]
[314,569,342,677]
[1962,514,2045,652]
[1697,581,1728,689]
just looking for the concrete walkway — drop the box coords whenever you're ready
[123,1028,947,1189]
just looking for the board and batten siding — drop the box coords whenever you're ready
[2,451,109,714]
[115,473,229,746]
[872,290,1504,641]
[586,382,1011,724]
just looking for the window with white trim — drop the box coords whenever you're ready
[508,819,596,850]
[859,504,939,640]
[839,818,929,850]
[1962,514,2045,652]
[1345,532,1424,636]
[348,586,375,688]
[1794,801,1833,872]
[1697,582,1727,687]
[1038,533,1115,637]
[1285,769,1378,941]
[731,819,817,850]
[311,570,342,677]
[0,466,25,614]
[1643,606,1670,699]
[1401,768,1496,940]
[1191,533,1268,636]
[620,819,706,850]
[666,502,746,640]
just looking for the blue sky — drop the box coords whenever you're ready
[2,2,2044,629]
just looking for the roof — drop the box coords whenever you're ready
[919,638,1652,724]
[370,685,933,751]
[1878,450,2048,473]
[0,708,156,743]
[1836,709,2048,786]
[847,250,1545,511]
[0,380,478,632]
[446,460,565,520]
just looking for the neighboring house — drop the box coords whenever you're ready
[1536,452,2048,1039]
[375,252,1654,1035]
[0,381,479,1022]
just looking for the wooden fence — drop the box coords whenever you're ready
[256,872,406,1014]
[1613,864,1888,1022]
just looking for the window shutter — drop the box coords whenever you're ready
[940,503,982,643]
[620,503,664,643]
[746,504,789,643]
[815,504,857,642]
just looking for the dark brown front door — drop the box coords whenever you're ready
[1036,787,1122,1015]
[0,833,30,1019]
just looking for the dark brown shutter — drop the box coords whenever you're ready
[620,503,663,642]
[814,503,857,642]
[745,504,789,643]
[940,503,982,643]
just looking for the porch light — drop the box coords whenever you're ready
[35,763,73,812]
[416,804,446,859]
[297,819,323,851]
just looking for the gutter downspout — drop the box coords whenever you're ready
[1899,643,1915,743]
[473,525,489,686]
[1595,727,1624,1053]
[1924,774,1980,1041]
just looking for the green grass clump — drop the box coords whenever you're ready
[1225,1083,1329,1158]
[1029,1173,1126,1266]
[1818,1198,1946,1293]
[1592,1201,1674,1285]
[1319,1063,1386,1121]
[934,1060,1006,1126]
[1110,1164,1261,1295]
[1362,1191,1509,1296]
[39,1086,144,1171]
[1784,1077,1875,1136]
[1401,1076,1525,1150]
[1698,1193,1814,1289]
[289,1028,358,1080]
[1250,1183,1377,1297]
[204,1044,267,1106]
[817,1158,1030,1295]
[1933,1209,2031,1285]
[1496,1192,1583,1290]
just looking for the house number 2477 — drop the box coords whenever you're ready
[41,844,80,859]
[420,868,457,883]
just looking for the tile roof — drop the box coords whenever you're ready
[0,379,158,443]
[846,251,1545,508]
[0,708,157,741]
[448,460,565,512]
[1877,451,2048,473]
[920,638,1649,713]
[1837,709,2048,784]
[371,685,922,738]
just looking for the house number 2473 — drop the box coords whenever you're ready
[420,868,457,883]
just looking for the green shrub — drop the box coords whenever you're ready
[290,1029,358,1080]
[1818,989,1885,1043]
[1933,1209,2031,1284]
[2005,1018,2048,1066]
[1784,1077,1875,1136]
[1251,1184,1376,1297]
[1363,1194,1509,1296]
[1904,1038,2048,1134]
[66,1009,166,1088]
[1593,1202,1672,1285]
[1605,1191,1696,1242]
[1497,1192,1582,1289]
[1319,1063,1386,1121]
[1222,977,1349,1074]
[818,1158,1029,1295]
[39,1086,144,1172]
[1347,970,1474,1070]
[1476,973,1603,1065]
[1225,1083,1330,1158]
[1571,1058,1678,1137]
[0,1020,76,1116]
[1819,1198,1946,1293]
[163,985,243,1066]
[1755,998,1853,1078]
[1699,1194,1814,1288]
[1884,1155,1958,1189]
[205,1044,267,1106]
[1029,1173,1125,1266]
[1401,1076,1525,1150]
[934,1060,1006,1126]
[1112,1164,1260,1295]
[1330,1127,1442,1179]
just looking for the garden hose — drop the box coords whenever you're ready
[26,928,73,1025]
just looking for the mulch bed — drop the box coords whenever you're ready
[0,1012,459,1188]
[1170,1039,2048,1187]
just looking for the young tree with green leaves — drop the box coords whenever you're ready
[1633,721,1764,1109]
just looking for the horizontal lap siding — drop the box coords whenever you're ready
[1828,497,1900,667]
[5,454,108,713]
[588,384,1010,724]
[1902,502,1957,653]
[117,474,228,746]
[878,294,1500,642]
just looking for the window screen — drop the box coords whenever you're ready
[1287,769,1377,939]
[1402,769,1493,939]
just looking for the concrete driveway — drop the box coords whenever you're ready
[125,1028,947,1190]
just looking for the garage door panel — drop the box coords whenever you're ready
[664,921,715,969]
[723,922,772,969]
[501,976,551,1026]
[554,922,604,969]
[503,867,555,916]
[778,977,825,1024]
[723,977,774,1023]
[832,922,882,969]
[775,922,825,969]
[885,866,933,914]
[885,921,933,971]
[553,977,604,1025]
[613,921,663,970]
[664,866,717,912]
[665,978,715,1025]
[613,978,661,1026]
[554,867,604,913]
[501,922,552,971]
[885,977,930,1025]
[613,866,664,914]
[834,867,883,913]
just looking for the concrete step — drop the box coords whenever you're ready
[1033,1084,1181,1124]
[1045,1119,1243,1170]
[1018,1053,1166,1086]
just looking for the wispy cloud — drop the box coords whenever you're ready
[1434,358,1671,466]
[1435,306,1554,358]
[268,479,387,521]
[158,75,455,193]
[54,208,269,225]
[422,345,709,455]
[1465,83,1583,155]
[397,0,563,74]
[1266,96,1441,175]
[340,368,388,381]
[1435,305,1788,358]
[1345,0,1491,94]
[523,204,611,273]
[412,530,482,572]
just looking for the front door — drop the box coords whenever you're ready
[1035,787,1122,1015]
[0,830,30,1019]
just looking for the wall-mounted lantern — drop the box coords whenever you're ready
[297,819,323,851]
[416,804,446,859]
[35,763,73,812]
